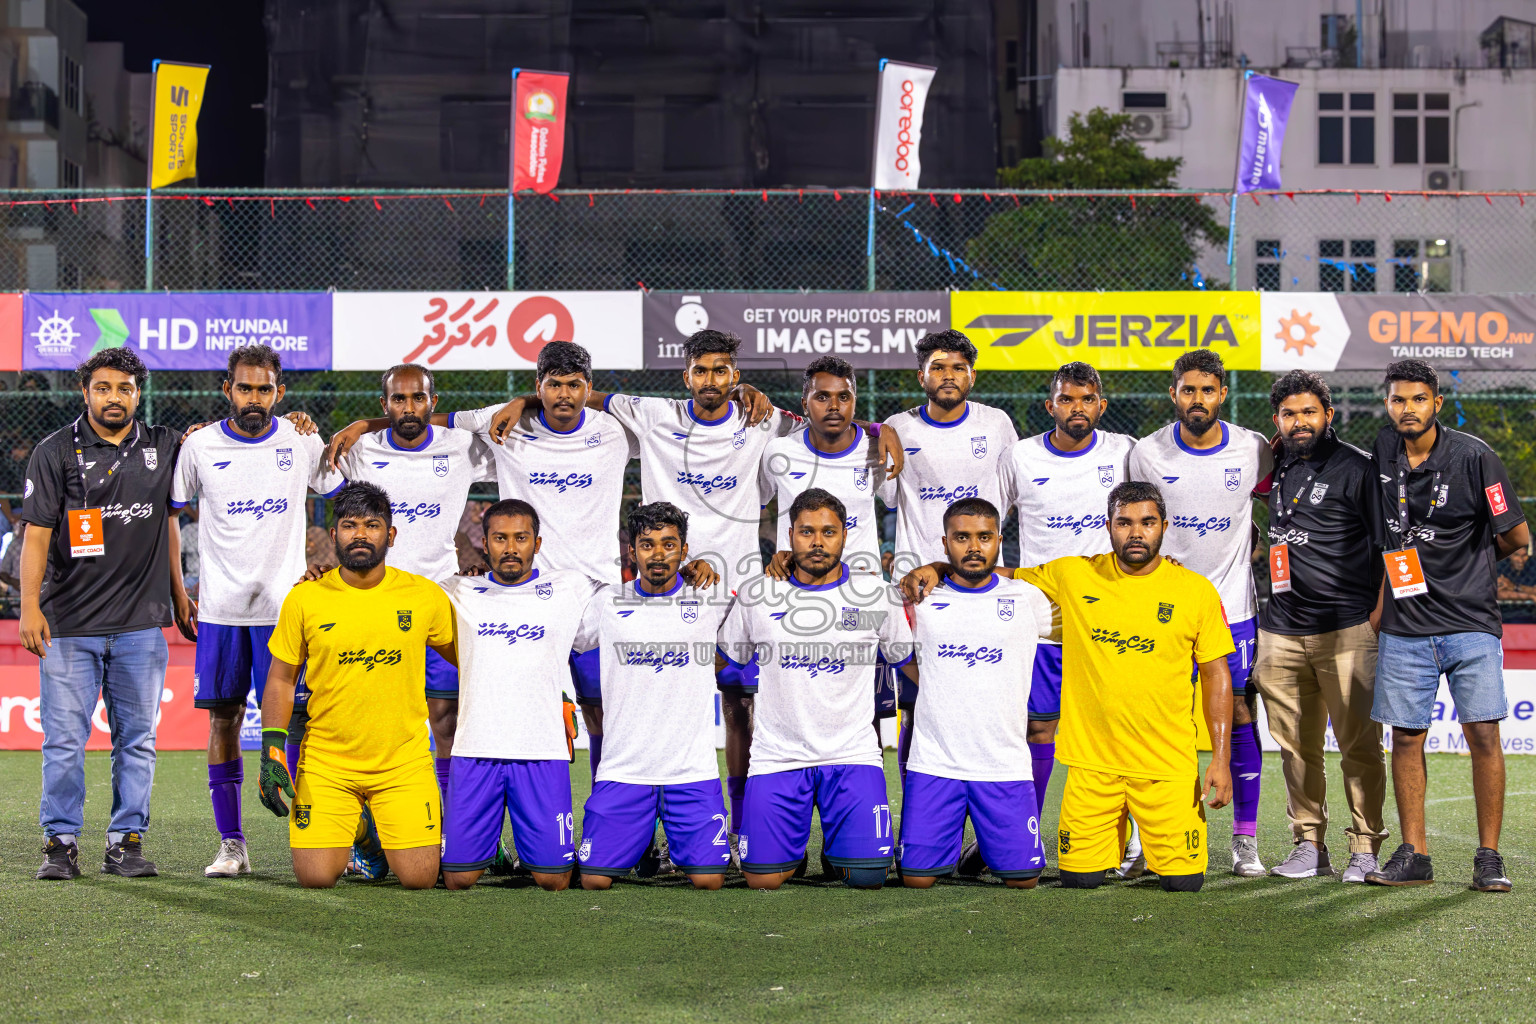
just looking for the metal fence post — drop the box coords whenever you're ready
[506,190,516,290]
[144,190,154,290]
[866,189,876,290]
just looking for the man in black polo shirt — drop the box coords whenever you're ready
[1255,371,1387,883]
[19,349,195,881]
[1365,359,1528,892]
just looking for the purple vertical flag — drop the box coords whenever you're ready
[1234,74,1299,193]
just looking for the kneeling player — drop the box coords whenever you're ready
[901,481,1233,892]
[570,502,730,889]
[439,499,601,892]
[719,488,914,890]
[256,483,455,889]
[900,498,1056,888]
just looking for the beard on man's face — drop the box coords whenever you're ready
[392,413,427,441]
[336,538,384,572]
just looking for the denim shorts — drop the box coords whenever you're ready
[1371,631,1507,730]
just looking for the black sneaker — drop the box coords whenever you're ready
[955,840,988,878]
[36,837,81,880]
[102,832,158,877]
[1472,847,1512,893]
[1364,843,1433,886]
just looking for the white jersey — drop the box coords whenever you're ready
[441,569,602,760]
[907,574,1056,781]
[573,576,730,786]
[170,418,343,626]
[760,425,888,575]
[338,426,495,582]
[1128,421,1274,622]
[717,564,914,775]
[452,405,638,585]
[999,429,1137,565]
[601,396,797,587]
[880,402,1018,572]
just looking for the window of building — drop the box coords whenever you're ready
[1255,239,1282,291]
[1122,92,1168,109]
[62,158,81,189]
[1319,92,1374,164]
[1392,93,1450,164]
[1391,238,1452,292]
[1319,238,1376,292]
[63,57,81,115]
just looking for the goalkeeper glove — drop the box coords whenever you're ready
[259,728,296,816]
[562,692,578,764]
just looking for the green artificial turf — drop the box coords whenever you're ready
[0,749,1532,1023]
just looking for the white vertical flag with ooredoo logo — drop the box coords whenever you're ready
[871,59,937,190]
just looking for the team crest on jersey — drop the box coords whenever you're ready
[397,610,412,631]
[585,433,601,448]
[536,582,553,600]
[1098,464,1114,488]
[970,436,987,459]
[1158,602,1174,624]
[276,448,293,472]
[681,598,699,623]
[1223,467,1241,491]
[433,455,449,477]
[731,427,747,451]
[841,606,860,631]
[294,804,311,830]
[1309,481,1329,505]
[853,466,870,491]
[997,598,1014,621]
[142,447,158,471]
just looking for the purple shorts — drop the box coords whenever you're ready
[898,771,1044,879]
[442,757,573,874]
[740,764,893,872]
[1028,644,1064,722]
[425,647,458,700]
[197,623,294,709]
[578,778,730,876]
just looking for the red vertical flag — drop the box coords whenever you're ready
[511,68,570,194]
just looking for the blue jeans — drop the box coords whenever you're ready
[1372,631,1507,731]
[39,628,169,840]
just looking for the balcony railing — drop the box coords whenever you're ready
[7,82,59,129]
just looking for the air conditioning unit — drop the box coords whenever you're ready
[1423,167,1458,191]
[1127,112,1168,142]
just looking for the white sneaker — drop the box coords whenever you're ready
[1231,835,1266,877]
[204,838,251,878]
[1340,851,1378,883]
[1270,842,1332,878]
[1114,823,1146,879]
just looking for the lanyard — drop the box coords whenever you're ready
[1269,459,1316,525]
[1393,462,1442,541]
[72,415,139,510]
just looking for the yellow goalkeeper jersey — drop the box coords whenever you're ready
[1014,554,1234,782]
[269,566,454,776]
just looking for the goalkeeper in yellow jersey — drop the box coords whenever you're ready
[257,482,457,889]
[901,480,1233,892]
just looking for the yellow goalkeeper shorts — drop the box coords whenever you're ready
[289,757,441,850]
[1057,767,1208,877]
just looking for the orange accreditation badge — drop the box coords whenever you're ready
[1268,542,1291,594]
[1384,547,1427,600]
[67,507,104,558]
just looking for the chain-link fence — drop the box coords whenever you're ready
[5,188,1536,293]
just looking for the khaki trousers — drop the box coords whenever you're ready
[1255,622,1388,854]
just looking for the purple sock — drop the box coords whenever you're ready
[1029,742,1055,817]
[208,759,244,842]
[896,715,913,783]
[285,740,301,779]
[588,733,602,779]
[434,757,451,793]
[1232,721,1262,836]
[727,776,746,833]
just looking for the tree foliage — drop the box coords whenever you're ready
[968,108,1229,290]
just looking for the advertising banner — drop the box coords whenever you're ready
[1234,74,1299,193]
[22,292,332,371]
[149,61,210,190]
[0,293,21,371]
[642,291,948,370]
[872,60,937,191]
[953,291,1262,371]
[510,68,570,194]
[0,664,202,751]
[332,291,642,370]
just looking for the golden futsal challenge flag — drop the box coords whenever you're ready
[149,61,210,189]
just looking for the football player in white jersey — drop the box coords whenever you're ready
[901,497,1056,888]
[1127,349,1275,877]
[336,363,496,798]
[880,330,1018,785]
[570,502,731,889]
[998,362,1135,820]
[170,346,345,879]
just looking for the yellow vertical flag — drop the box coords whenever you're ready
[149,61,210,189]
